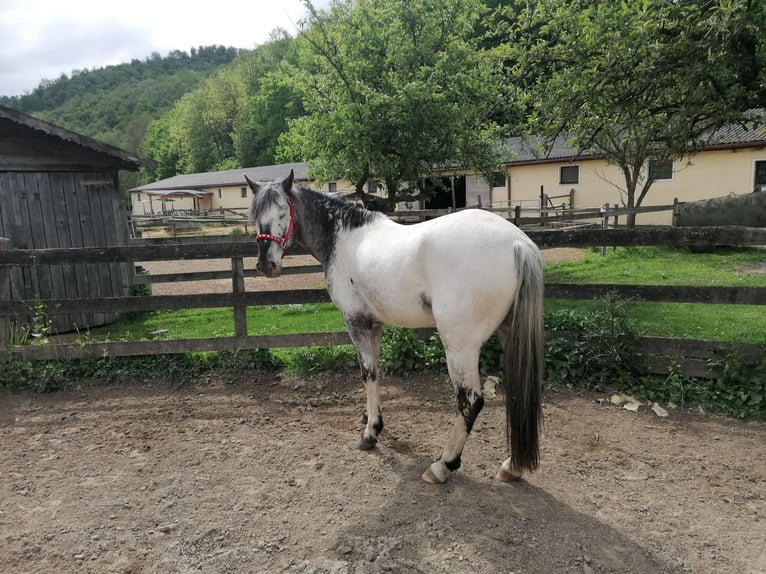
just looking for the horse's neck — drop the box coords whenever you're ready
[294,189,342,265]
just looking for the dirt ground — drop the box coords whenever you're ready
[1,374,764,574]
[3,246,765,573]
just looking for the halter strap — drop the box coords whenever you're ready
[256,197,296,257]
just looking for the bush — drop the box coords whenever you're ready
[288,345,357,375]
[0,349,282,393]
[544,294,641,389]
[380,327,445,375]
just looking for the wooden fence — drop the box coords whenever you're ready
[1,226,765,379]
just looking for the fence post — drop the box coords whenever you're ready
[0,238,9,348]
[514,205,521,227]
[600,205,608,256]
[672,198,680,227]
[231,257,247,338]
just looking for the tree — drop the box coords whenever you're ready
[502,0,766,226]
[276,0,507,208]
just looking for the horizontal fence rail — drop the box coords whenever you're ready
[1,227,764,376]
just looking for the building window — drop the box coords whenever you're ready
[754,160,766,190]
[490,171,506,188]
[559,165,579,184]
[367,180,379,194]
[218,189,222,198]
[648,158,673,181]
[328,182,338,193]
[240,187,247,198]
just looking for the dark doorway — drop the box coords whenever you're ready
[423,175,466,209]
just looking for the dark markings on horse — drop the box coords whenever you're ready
[445,455,462,471]
[293,186,381,264]
[361,365,377,382]
[419,292,432,314]
[456,388,485,433]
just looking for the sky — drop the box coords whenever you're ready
[0,0,326,97]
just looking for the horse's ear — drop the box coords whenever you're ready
[244,174,260,195]
[282,170,294,195]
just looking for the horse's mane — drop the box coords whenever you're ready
[250,179,382,237]
[300,185,381,231]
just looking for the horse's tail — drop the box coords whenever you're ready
[501,240,544,473]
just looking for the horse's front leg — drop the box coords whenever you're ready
[422,346,484,484]
[345,316,384,450]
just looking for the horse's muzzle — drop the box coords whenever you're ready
[258,260,282,278]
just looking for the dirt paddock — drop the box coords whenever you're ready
[1,373,764,574]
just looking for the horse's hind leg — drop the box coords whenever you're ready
[345,316,384,450]
[422,345,483,484]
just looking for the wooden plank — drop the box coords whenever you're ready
[0,237,9,347]
[545,283,766,305]
[638,336,764,362]
[0,241,261,264]
[83,172,115,325]
[0,174,32,320]
[1,329,757,381]
[53,172,89,329]
[526,226,766,248]
[36,172,74,332]
[231,257,247,337]
[643,355,718,378]
[0,288,333,315]
[1,281,764,318]
[131,264,324,285]
[0,331,354,360]
[24,173,55,302]
[4,226,766,266]
[73,171,107,327]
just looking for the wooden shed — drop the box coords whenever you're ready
[0,105,156,335]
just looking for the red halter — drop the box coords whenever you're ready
[256,197,296,257]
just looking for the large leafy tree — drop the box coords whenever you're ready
[277,0,507,208]
[502,0,766,226]
[234,30,305,168]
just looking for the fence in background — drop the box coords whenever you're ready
[1,226,765,379]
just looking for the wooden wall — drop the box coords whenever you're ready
[0,170,132,334]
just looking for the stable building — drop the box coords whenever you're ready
[0,104,156,334]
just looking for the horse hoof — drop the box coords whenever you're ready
[495,467,523,482]
[356,435,377,451]
[421,468,446,485]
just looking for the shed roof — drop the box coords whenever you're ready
[130,162,310,192]
[0,104,156,171]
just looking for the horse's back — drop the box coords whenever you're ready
[419,209,537,278]
[329,208,539,332]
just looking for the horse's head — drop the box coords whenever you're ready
[245,170,296,278]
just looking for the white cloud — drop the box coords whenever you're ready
[0,0,321,96]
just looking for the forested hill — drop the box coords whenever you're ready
[0,45,239,156]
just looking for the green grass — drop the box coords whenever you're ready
[544,246,766,343]
[545,246,766,286]
[87,303,346,341]
[81,246,764,345]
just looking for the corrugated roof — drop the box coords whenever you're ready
[143,189,213,198]
[504,136,598,165]
[131,162,310,192]
[505,116,766,165]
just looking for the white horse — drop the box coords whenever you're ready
[246,171,544,484]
